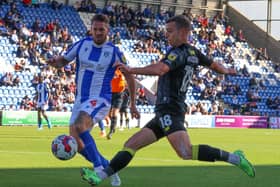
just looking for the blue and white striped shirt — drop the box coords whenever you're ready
[63,37,127,104]
[36,82,49,103]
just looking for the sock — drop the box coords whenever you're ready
[79,130,106,168]
[98,120,105,131]
[110,116,117,133]
[104,147,136,177]
[79,148,91,162]
[192,144,226,162]
[125,118,129,128]
[46,118,51,128]
[80,147,109,167]
[38,117,42,128]
[120,119,123,128]
[227,153,241,165]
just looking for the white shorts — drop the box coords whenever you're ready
[37,102,48,110]
[69,97,111,125]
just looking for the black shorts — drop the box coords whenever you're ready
[120,106,129,113]
[111,92,123,109]
[144,112,186,140]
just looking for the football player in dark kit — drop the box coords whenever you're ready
[81,15,255,185]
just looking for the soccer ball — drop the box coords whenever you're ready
[51,134,78,160]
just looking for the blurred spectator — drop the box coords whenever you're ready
[246,88,260,107]
[259,79,266,90]
[0,18,9,36]
[266,96,276,109]
[23,0,32,7]
[59,26,73,44]
[10,29,19,44]
[64,89,75,104]
[31,73,39,87]
[12,75,21,86]
[224,25,232,35]
[136,87,149,105]
[236,29,246,42]
[230,95,240,110]
[208,101,219,115]
[143,5,152,18]
[249,77,258,90]
[14,61,24,72]
[111,31,121,44]
[240,64,250,77]
[51,0,63,10]
[0,72,14,86]
[20,95,34,110]
[31,18,42,33]
[255,47,269,60]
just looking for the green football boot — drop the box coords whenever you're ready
[234,150,256,178]
[81,168,102,186]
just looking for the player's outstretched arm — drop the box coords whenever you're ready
[46,56,70,69]
[114,61,169,76]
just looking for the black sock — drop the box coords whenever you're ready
[192,144,229,162]
[110,116,117,133]
[125,118,129,127]
[104,148,135,176]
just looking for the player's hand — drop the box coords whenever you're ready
[113,62,131,74]
[130,104,140,119]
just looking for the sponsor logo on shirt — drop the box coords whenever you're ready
[187,56,199,64]
[167,52,177,62]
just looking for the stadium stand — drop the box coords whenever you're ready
[0,0,279,117]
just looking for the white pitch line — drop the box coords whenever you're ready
[0,150,49,155]
[0,150,182,162]
[1,150,280,167]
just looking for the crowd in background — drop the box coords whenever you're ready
[0,0,279,116]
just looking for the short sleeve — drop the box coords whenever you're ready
[115,46,128,65]
[161,48,183,70]
[63,41,81,62]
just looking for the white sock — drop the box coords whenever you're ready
[95,166,104,172]
[228,153,240,165]
[96,170,109,180]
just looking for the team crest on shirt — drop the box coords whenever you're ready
[104,51,110,57]
[167,52,177,62]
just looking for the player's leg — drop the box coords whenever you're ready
[70,112,101,165]
[108,93,122,139]
[72,101,121,186]
[124,111,129,129]
[98,120,106,137]
[119,111,124,130]
[37,108,43,130]
[192,143,255,177]
[41,108,51,129]
[167,130,255,177]
[107,107,119,139]
[81,117,162,185]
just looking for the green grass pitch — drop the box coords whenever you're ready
[0,126,279,187]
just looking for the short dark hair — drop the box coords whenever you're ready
[166,15,191,30]
[91,14,110,25]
